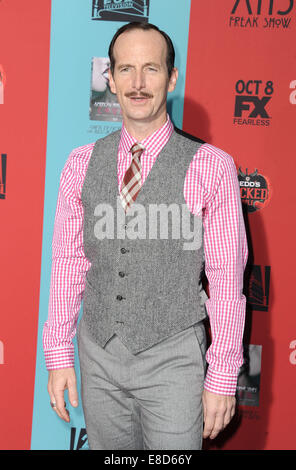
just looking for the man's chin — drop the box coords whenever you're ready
[123,110,154,122]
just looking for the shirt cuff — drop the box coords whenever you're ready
[44,346,75,370]
[204,366,238,396]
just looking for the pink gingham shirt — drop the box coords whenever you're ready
[43,116,248,395]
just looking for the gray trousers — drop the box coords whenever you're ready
[77,317,206,450]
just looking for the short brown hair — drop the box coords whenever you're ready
[108,22,175,77]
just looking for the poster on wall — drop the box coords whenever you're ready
[89,57,122,122]
[237,344,262,407]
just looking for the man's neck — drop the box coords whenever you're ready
[123,113,168,142]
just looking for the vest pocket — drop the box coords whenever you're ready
[84,277,102,306]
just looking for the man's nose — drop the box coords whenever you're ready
[132,70,146,90]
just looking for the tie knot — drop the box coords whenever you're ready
[130,143,144,159]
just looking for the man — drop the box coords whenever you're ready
[44,22,248,450]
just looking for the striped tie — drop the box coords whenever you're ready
[120,143,144,212]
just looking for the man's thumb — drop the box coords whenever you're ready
[68,379,79,407]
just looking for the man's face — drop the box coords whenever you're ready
[108,29,178,128]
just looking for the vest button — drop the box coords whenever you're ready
[121,248,126,254]
[119,271,125,277]
[116,295,123,301]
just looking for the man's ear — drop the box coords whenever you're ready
[168,67,178,93]
[108,69,117,94]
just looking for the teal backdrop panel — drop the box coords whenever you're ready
[31,0,192,450]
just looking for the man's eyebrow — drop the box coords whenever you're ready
[144,62,161,68]
[117,63,133,68]
[116,62,161,69]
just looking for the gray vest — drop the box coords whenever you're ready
[81,127,208,354]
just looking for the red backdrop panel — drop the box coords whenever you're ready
[184,0,295,450]
[0,0,51,449]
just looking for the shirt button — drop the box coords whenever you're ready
[116,295,123,301]
[121,247,130,254]
[119,271,125,277]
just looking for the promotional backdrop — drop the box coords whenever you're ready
[0,0,295,450]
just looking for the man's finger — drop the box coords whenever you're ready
[51,384,69,422]
[50,397,69,422]
[223,407,233,429]
[203,409,215,439]
[223,398,236,429]
[49,394,62,420]
[208,413,224,439]
[68,378,79,408]
[55,390,70,422]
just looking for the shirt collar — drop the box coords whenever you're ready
[119,114,174,156]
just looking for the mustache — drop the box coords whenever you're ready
[125,91,153,99]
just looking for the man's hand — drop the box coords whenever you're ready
[202,389,236,440]
[47,367,78,422]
